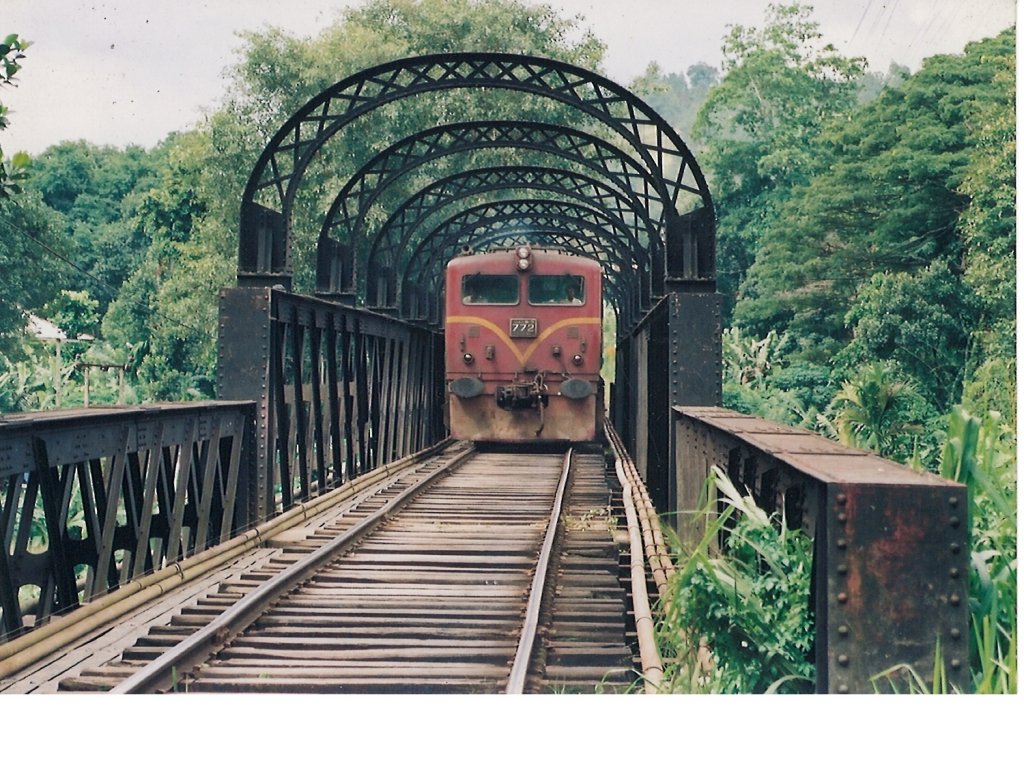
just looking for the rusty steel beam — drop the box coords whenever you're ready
[673,406,970,693]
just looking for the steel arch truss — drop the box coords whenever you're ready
[390,198,645,320]
[405,226,637,325]
[314,120,668,302]
[240,54,715,297]
[406,198,644,280]
[366,164,658,293]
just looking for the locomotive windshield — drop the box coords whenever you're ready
[528,274,585,305]
[462,273,519,305]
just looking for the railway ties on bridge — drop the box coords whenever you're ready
[50,446,636,694]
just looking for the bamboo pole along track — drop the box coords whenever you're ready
[605,420,669,692]
[55,447,636,694]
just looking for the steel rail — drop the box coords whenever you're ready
[111,445,476,694]
[504,448,573,694]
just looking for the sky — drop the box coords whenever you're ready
[0,0,1017,155]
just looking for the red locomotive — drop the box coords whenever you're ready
[444,245,602,442]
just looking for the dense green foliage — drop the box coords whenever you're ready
[659,469,814,693]
[940,408,1017,693]
[0,33,30,199]
[722,18,1015,427]
[691,4,866,316]
[629,62,719,143]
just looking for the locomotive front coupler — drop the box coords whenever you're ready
[495,371,549,411]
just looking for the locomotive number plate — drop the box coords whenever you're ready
[509,318,538,338]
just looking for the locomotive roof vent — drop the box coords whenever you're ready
[515,245,532,272]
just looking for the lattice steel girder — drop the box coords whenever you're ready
[367,164,658,278]
[0,403,254,639]
[673,407,971,694]
[319,120,666,250]
[218,287,445,519]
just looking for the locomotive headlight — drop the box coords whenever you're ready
[463,352,475,365]
[571,354,584,366]
[515,245,532,271]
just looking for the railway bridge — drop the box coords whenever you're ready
[0,54,968,694]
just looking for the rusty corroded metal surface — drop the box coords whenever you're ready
[824,484,970,694]
[674,406,969,693]
[218,288,445,521]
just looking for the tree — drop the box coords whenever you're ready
[734,27,1014,396]
[0,196,69,358]
[692,3,865,319]
[41,289,100,340]
[630,61,719,142]
[957,43,1016,425]
[836,265,973,412]
[100,131,226,401]
[821,362,934,462]
[0,33,29,200]
[27,141,160,307]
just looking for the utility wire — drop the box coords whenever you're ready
[0,209,213,340]
[850,0,875,44]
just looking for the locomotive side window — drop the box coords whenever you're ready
[462,273,520,305]
[528,274,585,305]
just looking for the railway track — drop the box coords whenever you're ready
[52,444,637,694]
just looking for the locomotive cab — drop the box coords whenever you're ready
[444,246,603,443]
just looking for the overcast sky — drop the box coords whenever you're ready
[1,0,1017,155]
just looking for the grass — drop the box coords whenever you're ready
[656,468,814,693]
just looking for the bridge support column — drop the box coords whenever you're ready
[217,287,274,523]
[663,291,721,517]
[620,291,721,515]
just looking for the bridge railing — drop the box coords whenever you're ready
[218,287,446,520]
[0,402,255,641]
[672,406,970,693]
